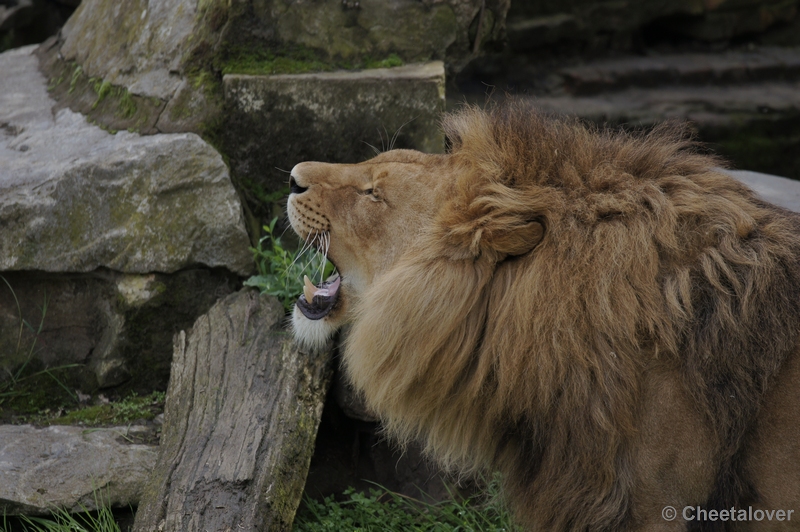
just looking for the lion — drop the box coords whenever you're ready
[286,101,800,531]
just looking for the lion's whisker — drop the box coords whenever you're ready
[362,140,381,157]
[389,118,415,151]
[317,232,330,282]
[289,233,317,270]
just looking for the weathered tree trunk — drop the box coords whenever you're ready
[132,289,333,532]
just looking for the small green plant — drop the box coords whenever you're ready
[294,475,519,532]
[244,218,334,311]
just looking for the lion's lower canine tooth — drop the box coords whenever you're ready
[303,275,316,302]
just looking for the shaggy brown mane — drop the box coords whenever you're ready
[341,101,800,530]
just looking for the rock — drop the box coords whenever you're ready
[505,0,797,50]
[0,43,246,399]
[59,0,193,100]
[670,0,800,42]
[527,80,800,180]
[0,424,157,515]
[220,61,446,199]
[252,0,510,76]
[0,45,253,276]
[463,45,800,181]
[133,290,333,532]
[0,0,35,33]
[557,47,800,95]
[55,0,507,102]
[724,169,800,212]
[0,0,76,52]
[0,269,238,404]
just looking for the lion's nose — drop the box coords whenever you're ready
[289,176,308,195]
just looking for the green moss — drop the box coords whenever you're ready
[363,53,404,69]
[43,55,162,135]
[47,74,65,92]
[68,64,83,95]
[68,204,92,248]
[81,73,139,119]
[0,364,93,422]
[91,79,113,110]
[4,388,165,427]
[190,69,219,93]
[220,44,406,76]
[221,46,333,76]
[49,391,165,426]
[117,90,137,119]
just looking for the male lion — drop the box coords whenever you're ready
[287,101,800,531]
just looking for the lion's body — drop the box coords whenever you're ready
[288,102,800,531]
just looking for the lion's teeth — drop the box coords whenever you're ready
[303,275,317,302]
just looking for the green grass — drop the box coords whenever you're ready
[3,478,515,532]
[244,218,334,311]
[294,476,520,532]
[0,275,54,410]
[1,494,123,532]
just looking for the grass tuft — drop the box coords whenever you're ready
[2,491,123,532]
[294,475,520,532]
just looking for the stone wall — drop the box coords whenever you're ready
[507,0,800,52]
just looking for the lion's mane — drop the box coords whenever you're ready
[342,102,800,530]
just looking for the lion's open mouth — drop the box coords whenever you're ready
[296,273,341,320]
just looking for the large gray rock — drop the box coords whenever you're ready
[725,169,800,213]
[0,424,158,515]
[0,45,252,276]
[221,61,446,197]
[59,0,194,100]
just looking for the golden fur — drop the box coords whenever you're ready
[288,101,800,531]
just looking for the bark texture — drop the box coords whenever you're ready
[132,289,332,532]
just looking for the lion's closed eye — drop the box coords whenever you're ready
[359,187,383,202]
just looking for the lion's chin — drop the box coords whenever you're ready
[291,305,341,352]
[292,268,343,351]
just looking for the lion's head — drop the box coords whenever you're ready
[287,149,453,345]
[288,102,800,530]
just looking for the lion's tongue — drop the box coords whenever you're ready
[297,274,340,320]
[304,274,340,300]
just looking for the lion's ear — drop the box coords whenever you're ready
[440,182,548,259]
[485,219,545,257]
